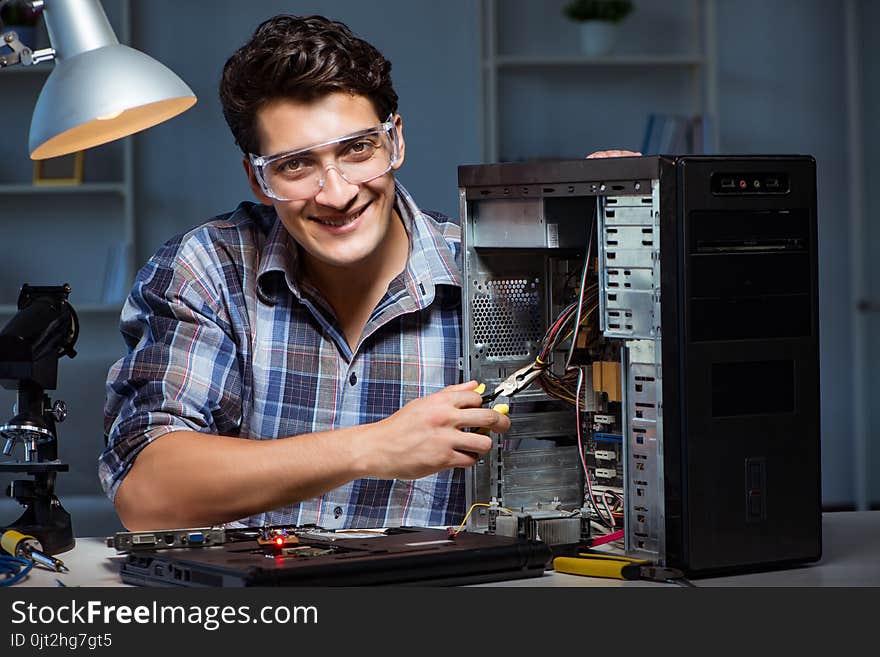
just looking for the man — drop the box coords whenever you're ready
[99,15,632,531]
[100,15,508,531]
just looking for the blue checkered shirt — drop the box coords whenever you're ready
[100,181,465,529]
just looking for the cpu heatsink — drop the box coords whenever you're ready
[494,513,584,547]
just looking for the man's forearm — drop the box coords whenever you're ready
[113,382,505,530]
[114,428,370,530]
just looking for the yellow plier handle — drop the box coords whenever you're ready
[553,553,649,580]
[472,383,509,435]
[554,552,688,583]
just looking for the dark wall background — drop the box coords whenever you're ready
[129,0,482,257]
[0,0,876,537]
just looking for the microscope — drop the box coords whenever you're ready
[0,284,78,555]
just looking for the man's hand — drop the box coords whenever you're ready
[359,381,510,480]
[586,150,642,158]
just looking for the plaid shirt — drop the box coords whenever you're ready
[100,181,465,529]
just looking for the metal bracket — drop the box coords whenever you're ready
[0,29,54,68]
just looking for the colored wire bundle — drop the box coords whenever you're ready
[535,213,599,405]
[508,211,624,534]
[535,286,600,404]
[0,555,34,587]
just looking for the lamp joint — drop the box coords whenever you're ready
[0,29,54,68]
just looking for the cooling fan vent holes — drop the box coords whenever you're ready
[472,278,542,359]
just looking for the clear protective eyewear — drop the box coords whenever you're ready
[249,115,400,202]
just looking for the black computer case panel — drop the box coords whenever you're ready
[661,156,822,574]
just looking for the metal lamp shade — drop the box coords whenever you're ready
[28,43,196,160]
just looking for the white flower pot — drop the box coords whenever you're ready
[578,21,618,57]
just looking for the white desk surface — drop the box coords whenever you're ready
[12,510,880,588]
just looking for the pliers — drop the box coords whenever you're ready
[479,361,544,405]
[553,552,689,584]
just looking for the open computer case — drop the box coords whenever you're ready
[459,155,821,576]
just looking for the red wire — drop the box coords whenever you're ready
[587,529,625,547]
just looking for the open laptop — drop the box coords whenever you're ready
[118,526,552,587]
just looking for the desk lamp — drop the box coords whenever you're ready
[0,0,197,159]
[0,0,196,557]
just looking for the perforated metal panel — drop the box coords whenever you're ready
[472,277,542,360]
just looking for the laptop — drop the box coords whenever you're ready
[118,526,552,587]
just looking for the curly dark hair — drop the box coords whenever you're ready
[219,15,399,155]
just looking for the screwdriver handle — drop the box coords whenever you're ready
[1,529,39,557]
[1,529,68,572]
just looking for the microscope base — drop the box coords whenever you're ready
[0,460,75,555]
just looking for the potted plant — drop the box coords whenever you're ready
[563,0,634,56]
[0,0,43,50]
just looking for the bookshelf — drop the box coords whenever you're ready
[0,303,123,315]
[479,0,718,162]
[0,182,126,195]
[1,61,51,75]
[494,54,705,68]
[0,0,133,309]
[0,0,133,516]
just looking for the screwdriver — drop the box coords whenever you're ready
[1,529,69,573]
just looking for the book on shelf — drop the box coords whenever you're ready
[640,113,713,156]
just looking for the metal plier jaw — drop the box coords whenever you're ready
[481,361,544,404]
[638,566,688,583]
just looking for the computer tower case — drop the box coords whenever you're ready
[458,155,821,576]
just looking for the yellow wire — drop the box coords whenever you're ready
[558,305,599,345]
[453,502,513,536]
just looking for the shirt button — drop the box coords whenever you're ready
[333,506,344,519]
[349,372,357,386]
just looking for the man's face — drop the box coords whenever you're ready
[245,92,406,272]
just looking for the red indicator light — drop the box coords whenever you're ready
[275,536,284,546]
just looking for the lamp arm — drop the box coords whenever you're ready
[0,29,54,67]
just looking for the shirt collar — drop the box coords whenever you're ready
[255,180,461,306]
[394,180,461,305]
